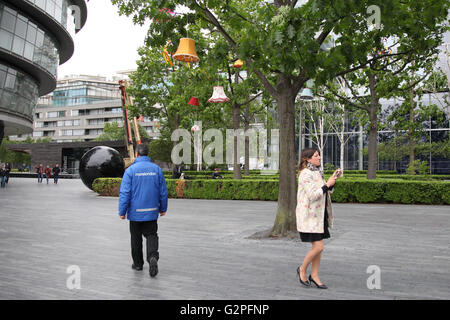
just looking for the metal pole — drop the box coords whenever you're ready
[298,99,302,164]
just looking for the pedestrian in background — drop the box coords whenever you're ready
[5,162,10,184]
[52,163,60,184]
[44,165,51,184]
[119,143,168,278]
[296,147,342,289]
[212,168,223,179]
[36,164,43,183]
[0,164,7,188]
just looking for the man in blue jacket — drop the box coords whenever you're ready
[119,143,168,277]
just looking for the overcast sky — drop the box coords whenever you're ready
[57,0,149,80]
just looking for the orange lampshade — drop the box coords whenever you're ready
[173,38,199,63]
[188,97,199,106]
[233,59,244,68]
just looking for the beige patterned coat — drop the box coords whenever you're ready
[296,168,334,233]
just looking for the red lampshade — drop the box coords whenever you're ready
[188,97,199,106]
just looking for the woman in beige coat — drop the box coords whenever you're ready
[296,148,341,289]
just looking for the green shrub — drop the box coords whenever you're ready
[93,177,449,205]
[92,178,122,196]
[330,178,449,204]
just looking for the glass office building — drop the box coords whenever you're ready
[0,0,87,141]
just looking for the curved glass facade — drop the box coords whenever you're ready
[26,0,71,31]
[0,2,60,76]
[0,62,39,119]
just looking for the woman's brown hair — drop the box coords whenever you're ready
[297,147,319,176]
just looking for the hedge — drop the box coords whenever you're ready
[163,173,450,181]
[92,177,450,205]
[92,178,122,197]
[163,169,398,176]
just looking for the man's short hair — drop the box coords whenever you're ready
[135,143,149,156]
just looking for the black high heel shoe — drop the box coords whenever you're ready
[296,266,310,287]
[309,275,328,289]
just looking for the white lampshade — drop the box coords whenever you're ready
[299,88,313,100]
[208,86,230,103]
[300,79,314,100]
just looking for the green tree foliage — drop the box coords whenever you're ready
[112,0,450,236]
[95,121,150,142]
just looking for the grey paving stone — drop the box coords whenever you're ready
[0,178,449,300]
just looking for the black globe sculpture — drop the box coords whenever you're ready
[79,146,125,190]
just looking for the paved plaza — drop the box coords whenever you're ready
[0,178,449,300]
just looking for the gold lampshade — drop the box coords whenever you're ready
[233,59,244,68]
[173,38,199,63]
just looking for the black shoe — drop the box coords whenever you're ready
[297,266,310,287]
[149,257,158,277]
[309,275,328,289]
[131,264,143,271]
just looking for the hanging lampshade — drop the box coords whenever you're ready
[188,97,199,106]
[191,124,200,132]
[173,38,199,63]
[208,86,230,103]
[300,79,314,100]
[233,59,244,68]
[138,115,144,122]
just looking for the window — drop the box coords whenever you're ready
[12,36,25,55]
[47,111,57,118]
[0,31,13,51]
[4,72,15,89]
[23,42,34,60]
[15,16,27,38]
[0,10,16,33]
[73,130,84,136]
[58,111,65,117]
[26,24,37,43]
[73,119,80,126]
[33,131,43,137]
[62,130,72,136]
[0,69,5,88]
[71,110,78,116]
[64,120,72,126]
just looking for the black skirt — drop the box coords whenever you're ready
[299,209,330,242]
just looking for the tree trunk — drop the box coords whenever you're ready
[270,88,297,237]
[244,103,250,176]
[233,101,242,179]
[367,74,378,180]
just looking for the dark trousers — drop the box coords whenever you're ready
[130,220,159,267]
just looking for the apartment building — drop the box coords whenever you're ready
[17,75,161,142]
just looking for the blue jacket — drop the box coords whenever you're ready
[118,156,168,221]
